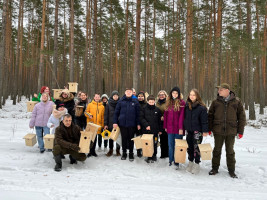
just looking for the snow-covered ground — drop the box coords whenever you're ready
[0,97,266,200]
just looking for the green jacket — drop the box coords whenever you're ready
[32,93,55,102]
[208,92,246,135]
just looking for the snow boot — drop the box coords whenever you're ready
[106,149,113,157]
[69,155,77,164]
[54,155,62,172]
[121,152,127,160]
[116,149,121,156]
[152,155,157,162]
[145,157,152,163]
[61,154,66,159]
[174,163,179,170]
[209,169,218,175]
[90,151,98,157]
[229,171,238,178]
[186,161,194,173]
[137,149,142,158]
[191,163,200,174]
[129,153,134,162]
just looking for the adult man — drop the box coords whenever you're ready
[53,114,86,172]
[113,88,141,161]
[208,83,246,178]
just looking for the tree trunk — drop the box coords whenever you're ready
[69,0,74,82]
[133,0,141,91]
[151,0,156,95]
[52,0,59,89]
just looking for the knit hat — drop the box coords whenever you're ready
[137,91,145,97]
[101,94,109,101]
[171,87,181,95]
[111,90,119,98]
[56,102,65,109]
[216,83,230,90]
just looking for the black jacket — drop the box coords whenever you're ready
[139,104,163,135]
[183,102,208,133]
[104,98,119,130]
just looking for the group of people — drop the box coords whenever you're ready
[29,83,246,178]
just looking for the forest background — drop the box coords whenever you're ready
[0,0,266,120]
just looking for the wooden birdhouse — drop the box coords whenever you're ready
[53,89,62,100]
[141,134,154,157]
[110,127,121,141]
[198,143,212,160]
[75,106,84,117]
[174,139,188,163]
[27,101,38,112]
[131,136,142,150]
[85,122,101,142]
[79,131,91,153]
[44,134,55,149]
[68,82,78,93]
[23,133,37,146]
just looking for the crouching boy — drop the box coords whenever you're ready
[53,114,86,172]
[140,95,163,163]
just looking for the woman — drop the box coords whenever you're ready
[29,93,54,153]
[47,103,68,134]
[32,86,54,102]
[163,87,185,167]
[75,92,89,130]
[156,90,169,158]
[184,89,208,174]
[55,89,75,119]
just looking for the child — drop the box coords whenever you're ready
[184,89,208,174]
[140,95,163,163]
[47,103,68,134]
[75,92,89,130]
[163,87,185,167]
[85,93,105,157]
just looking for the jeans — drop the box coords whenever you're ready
[168,133,183,163]
[35,126,50,151]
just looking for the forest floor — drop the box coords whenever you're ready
[0,97,266,200]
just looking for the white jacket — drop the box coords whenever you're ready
[47,110,68,134]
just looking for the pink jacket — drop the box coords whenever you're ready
[163,100,185,134]
[29,101,54,127]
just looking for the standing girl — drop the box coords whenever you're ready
[163,87,185,167]
[184,89,208,174]
[75,92,89,130]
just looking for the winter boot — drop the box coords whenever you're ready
[116,149,121,156]
[129,153,134,162]
[137,149,142,158]
[121,152,127,160]
[106,149,113,157]
[69,155,77,164]
[152,155,157,162]
[90,151,98,157]
[191,163,200,174]
[229,171,238,178]
[209,169,218,175]
[61,154,66,159]
[145,157,152,163]
[174,163,179,170]
[186,161,194,173]
[54,155,62,172]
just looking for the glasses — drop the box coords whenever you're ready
[159,94,165,97]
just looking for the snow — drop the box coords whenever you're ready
[0,98,266,200]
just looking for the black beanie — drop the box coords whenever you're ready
[171,87,181,96]
[111,90,119,98]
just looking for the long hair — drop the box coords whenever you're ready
[187,89,206,110]
[165,90,182,112]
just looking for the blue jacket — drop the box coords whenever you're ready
[113,95,140,128]
[183,102,208,133]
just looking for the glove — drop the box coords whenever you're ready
[236,133,243,139]
[69,144,80,152]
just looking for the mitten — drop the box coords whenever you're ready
[236,133,243,139]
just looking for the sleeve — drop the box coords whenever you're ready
[29,105,37,127]
[163,110,168,129]
[113,102,121,124]
[104,105,109,126]
[47,115,53,128]
[101,106,105,128]
[139,108,149,128]
[178,103,185,130]
[200,107,209,133]
[32,93,41,102]
[237,100,246,135]
[84,103,91,119]
[135,102,141,126]
[208,101,215,131]
[158,109,163,132]
[54,127,77,150]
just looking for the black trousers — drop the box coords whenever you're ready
[160,130,169,157]
[186,131,203,164]
[75,116,87,130]
[98,134,108,148]
[120,126,135,153]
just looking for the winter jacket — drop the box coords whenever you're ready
[113,95,140,128]
[140,104,163,135]
[54,122,81,151]
[156,99,167,115]
[47,109,68,134]
[55,93,75,118]
[163,99,185,134]
[183,102,208,133]
[29,101,54,127]
[32,93,55,102]
[208,91,246,135]
[85,100,105,134]
[104,98,119,130]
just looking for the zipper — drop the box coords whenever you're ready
[224,102,227,135]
